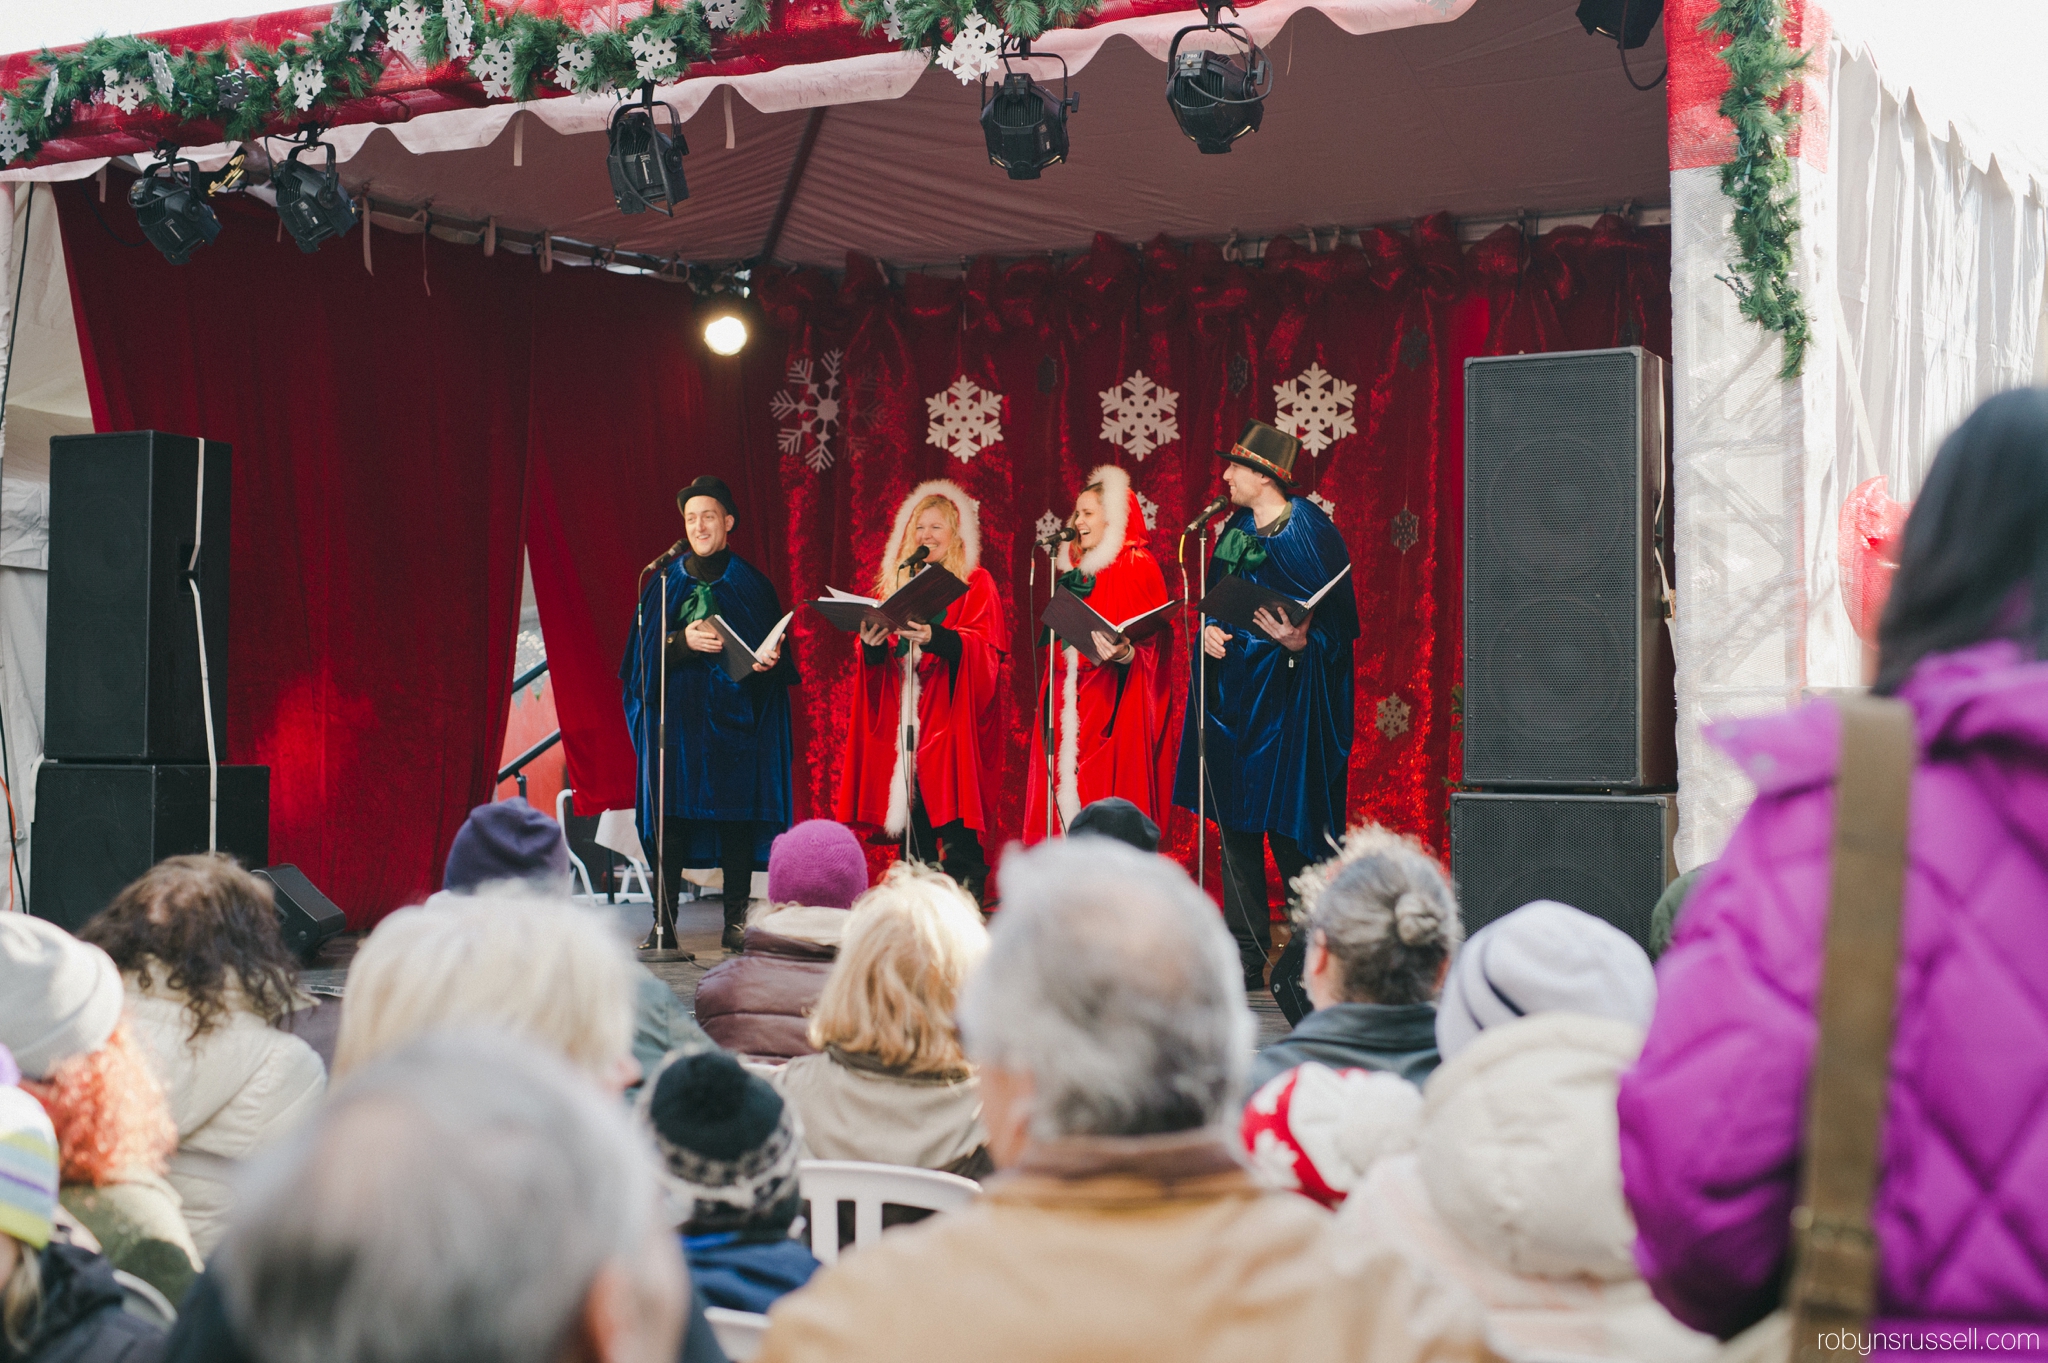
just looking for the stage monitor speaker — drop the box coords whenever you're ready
[253,864,347,962]
[29,763,269,931]
[1463,348,1674,788]
[46,431,231,763]
[1450,791,1674,949]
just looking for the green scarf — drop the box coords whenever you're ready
[1213,526,1268,574]
[1058,567,1095,598]
[676,581,720,627]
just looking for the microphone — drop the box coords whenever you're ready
[1184,496,1229,533]
[899,544,931,572]
[1036,525,1078,550]
[644,539,687,573]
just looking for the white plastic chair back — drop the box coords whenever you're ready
[798,1159,979,1266]
[113,1270,177,1328]
[704,1307,769,1361]
[556,789,596,899]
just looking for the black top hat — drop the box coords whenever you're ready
[677,475,737,517]
[1217,420,1301,487]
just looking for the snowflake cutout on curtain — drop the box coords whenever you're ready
[442,0,475,60]
[842,369,905,463]
[385,0,431,62]
[473,38,516,99]
[1307,491,1336,518]
[1376,694,1412,741]
[1136,491,1158,529]
[771,350,845,473]
[103,73,151,114]
[704,0,746,30]
[291,60,326,110]
[148,49,176,102]
[926,376,1003,463]
[1226,352,1250,395]
[1035,510,1062,543]
[631,31,680,81]
[1390,506,1420,553]
[933,13,1002,84]
[0,116,27,166]
[1272,363,1357,458]
[1099,371,1179,461]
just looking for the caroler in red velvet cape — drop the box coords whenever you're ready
[833,479,1008,839]
[1022,465,1176,843]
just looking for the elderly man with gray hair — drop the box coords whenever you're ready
[213,1030,691,1363]
[755,839,1498,1363]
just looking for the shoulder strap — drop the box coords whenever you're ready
[1789,694,1914,1361]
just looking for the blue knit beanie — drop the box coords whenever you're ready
[442,798,572,894]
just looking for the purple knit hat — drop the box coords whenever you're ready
[766,820,868,909]
[443,797,572,894]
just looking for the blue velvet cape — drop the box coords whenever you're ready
[1172,497,1358,847]
[619,552,795,868]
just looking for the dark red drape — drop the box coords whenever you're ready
[57,184,531,926]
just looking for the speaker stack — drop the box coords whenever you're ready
[31,432,315,945]
[1454,349,1676,948]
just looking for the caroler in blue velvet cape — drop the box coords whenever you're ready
[1173,495,1358,850]
[619,549,796,871]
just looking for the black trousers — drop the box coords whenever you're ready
[907,799,988,905]
[660,817,756,929]
[1219,827,1309,980]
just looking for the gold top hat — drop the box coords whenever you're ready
[1218,419,1301,486]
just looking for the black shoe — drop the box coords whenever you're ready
[722,923,746,952]
[1243,962,1267,992]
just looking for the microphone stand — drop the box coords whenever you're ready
[1037,534,1064,840]
[1176,520,1209,891]
[636,549,686,959]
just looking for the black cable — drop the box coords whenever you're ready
[1618,0,1667,91]
[0,186,31,912]
[83,185,145,248]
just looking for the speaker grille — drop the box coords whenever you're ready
[1449,793,1671,948]
[1465,350,1650,785]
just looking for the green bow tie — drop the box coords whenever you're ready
[1058,568,1095,598]
[1213,526,1268,574]
[676,582,719,627]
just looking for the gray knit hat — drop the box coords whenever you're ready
[1435,900,1656,1063]
[0,913,124,1078]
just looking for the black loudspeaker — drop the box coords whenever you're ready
[253,865,347,962]
[29,764,269,931]
[1450,792,1673,948]
[1463,348,1674,788]
[46,431,230,762]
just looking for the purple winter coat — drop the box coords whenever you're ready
[1619,640,2048,1340]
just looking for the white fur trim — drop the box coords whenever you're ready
[1057,646,1081,824]
[1061,465,1132,577]
[884,649,918,836]
[883,479,981,586]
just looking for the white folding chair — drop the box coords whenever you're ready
[556,789,596,900]
[113,1270,177,1329]
[703,1307,769,1361]
[797,1159,980,1266]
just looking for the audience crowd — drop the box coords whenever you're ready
[0,385,2044,1362]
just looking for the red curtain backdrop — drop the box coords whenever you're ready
[57,183,532,926]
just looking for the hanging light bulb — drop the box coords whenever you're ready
[704,313,748,355]
[697,275,753,355]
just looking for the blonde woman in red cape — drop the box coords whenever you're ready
[834,480,1007,905]
[1022,465,1176,843]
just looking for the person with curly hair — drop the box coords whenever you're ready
[77,855,326,1258]
[0,913,199,1306]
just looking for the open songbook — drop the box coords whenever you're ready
[1040,590,1182,665]
[807,567,968,634]
[707,612,794,683]
[1201,563,1352,636]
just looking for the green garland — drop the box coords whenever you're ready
[840,0,1096,48]
[1703,0,1811,380]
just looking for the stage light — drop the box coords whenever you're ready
[129,149,221,266]
[1165,22,1270,155]
[697,279,753,355]
[705,313,748,355]
[1575,0,1663,48]
[608,84,690,216]
[980,40,1077,181]
[274,133,357,253]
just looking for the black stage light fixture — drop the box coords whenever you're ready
[609,83,690,215]
[980,40,1078,181]
[273,132,358,252]
[1165,11,1271,155]
[1577,0,1666,89]
[129,148,221,266]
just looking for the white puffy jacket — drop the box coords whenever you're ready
[1334,1013,1715,1363]
[125,976,327,1256]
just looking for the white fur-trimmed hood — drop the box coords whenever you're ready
[882,479,981,585]
[1059,464,1133,576]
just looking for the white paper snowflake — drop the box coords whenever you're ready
[926,376,1003,464]
[385,0,431,62]
[290,61,325,110]
[1308,491,1336,517]
[1035,510,1062,543]
[704,0,746,31]
[631,30,680,81]
[0,116,28,166]
[443,0,475,60]
[771,350,844,473]
[880,3,907,41]
[1272,362,1357,458]
[1099,370,1179,461]
[555,38,595,88]
[473,38,516,99]
[42,79,58,117]
[276,61,294,92]
[148,49,175,103]
[1376,693,1412,741]
[1136,491,1157,529]
[933,13,1002,84]
[102,73,151,115]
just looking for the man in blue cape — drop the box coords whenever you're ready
[1174,420,1358,991]
[622,475,797,952]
